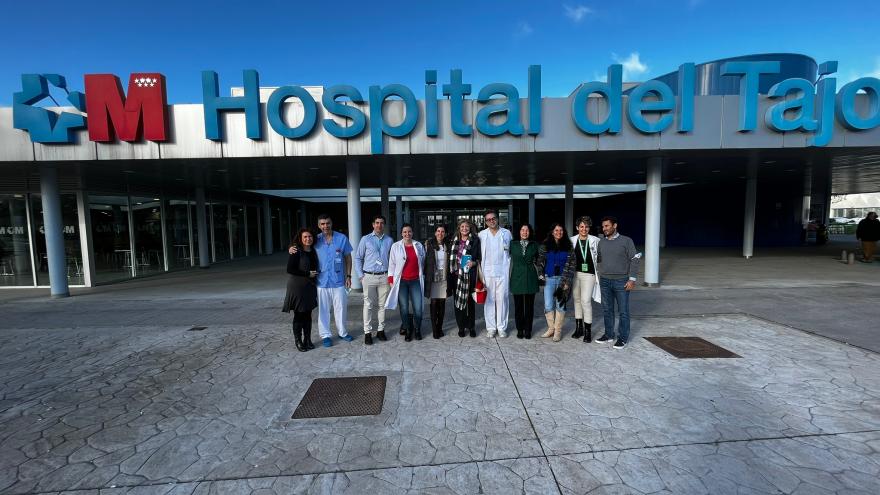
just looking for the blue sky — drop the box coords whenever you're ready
[1,0,878,105]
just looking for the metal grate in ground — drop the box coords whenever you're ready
[292,376,387,419]
[644,336,741,358]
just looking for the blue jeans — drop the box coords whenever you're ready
[600,277,630,341]
[543,276,565,312]
[398,279,423,330]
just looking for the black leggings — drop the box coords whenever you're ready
[513,294,535,332]
[454,299,476,330]
[293,310,312,323]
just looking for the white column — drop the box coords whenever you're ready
[528,193,536,228]
[564,178,574,232]
[195,186,211,268]
[395,195,403,239]
[262,197,273,255]
[743,156,758,259]
[659,188,668,249]
[802,166,812,226]
[644,157,662,287]
[346,160,362,291]
[75,190,96,287]
[39,164,69,297]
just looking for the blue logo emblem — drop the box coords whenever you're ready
[13,74,87,143]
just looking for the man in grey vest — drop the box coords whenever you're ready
[594,216,641,349]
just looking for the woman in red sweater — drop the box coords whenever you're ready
[385,224,427,341]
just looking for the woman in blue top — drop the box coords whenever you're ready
[537,223,577,342]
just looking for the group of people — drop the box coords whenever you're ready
[282,210,641,351]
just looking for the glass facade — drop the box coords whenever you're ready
[31,193,84,286]
[211,203,229,262]
[90,195,133,283]
[131,196,164,276]
[231,205,246,258]
[247,206,261,256]
[0,194,33,287]
[1,190,267,289]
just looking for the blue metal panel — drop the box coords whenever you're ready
[631,53,818,96]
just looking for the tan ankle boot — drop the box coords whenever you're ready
[541,312,555,338]
[553,311,565,342]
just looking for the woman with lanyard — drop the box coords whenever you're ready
[448,219,481,338]
[509,223,540,339]
[537,223,576,342]
[385,224,427,341]
[423,224,451,339]
[569,216,601,342]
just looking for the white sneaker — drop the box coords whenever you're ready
[498,330,508,338]
[487,329,497,338]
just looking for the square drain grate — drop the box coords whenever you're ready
[292,376,387,419]
[644,337,740,359]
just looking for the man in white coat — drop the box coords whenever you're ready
[478,209,513,338]
[570,216,601,342]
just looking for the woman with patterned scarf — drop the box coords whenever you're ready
[447,219,482,337]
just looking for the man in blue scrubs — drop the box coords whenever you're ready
[314,214,353,347]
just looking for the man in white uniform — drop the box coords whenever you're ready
[478,209,513,338]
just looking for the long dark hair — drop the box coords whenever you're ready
[292,228,314,251]
[426,224,449,250]
[544,223,572,251]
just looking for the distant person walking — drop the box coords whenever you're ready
[354,215,394,345]
[282,228,319,352]
[386,224,427,341]
[424,224,451,339]
[856,212,880,263]
[594,217,641,349]
[510,223,540,339]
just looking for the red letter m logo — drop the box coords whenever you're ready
[85,73,168,142]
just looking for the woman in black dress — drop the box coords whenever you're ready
[282,228,319,351]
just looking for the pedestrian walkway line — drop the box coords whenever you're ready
[11,427,880,495]
[493,336,565,495]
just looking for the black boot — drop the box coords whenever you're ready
[516,327,524,339]
[293,322,306,352]
[524,326,532,339]
[572,319,584,339]
[304,321,315,349]
[583,323,592,343]
[414,315,422,341]
[405,316,413,342]
[431,301,441,339]
[458,327,466,337]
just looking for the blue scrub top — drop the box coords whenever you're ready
[315,231,353,288]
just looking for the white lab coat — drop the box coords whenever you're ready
[570,234,602,303]
[384,240,426,310]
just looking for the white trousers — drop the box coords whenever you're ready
[362,273,390,333]
[572,272,596,322]
[318,286,348,338]
[484,276,510,332]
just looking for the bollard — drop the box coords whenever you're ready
[841,250,848,262]
[847,252,856,265]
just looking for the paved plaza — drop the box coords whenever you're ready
[0,248,878,494]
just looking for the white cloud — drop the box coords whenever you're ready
[838,57,880,86]
[564,4,593,22]
[515,21,534,38]
[612,52,649,80]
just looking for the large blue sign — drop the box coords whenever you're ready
[13,60,880,150]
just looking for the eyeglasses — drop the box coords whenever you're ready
[486,217,497,222]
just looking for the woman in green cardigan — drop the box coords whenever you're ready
[509,223,540,339]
